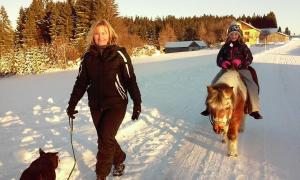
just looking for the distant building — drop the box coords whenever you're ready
[259,28,289,43]
[291,35,300,38]
[164,41,207,53]
[237,20,261,46]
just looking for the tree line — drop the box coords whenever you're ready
[237,11,291,35]
[0,0,287,75]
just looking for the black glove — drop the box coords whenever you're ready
[131,103,141,121]
[66,106,78,119]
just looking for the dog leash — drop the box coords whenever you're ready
[67,116,77,180]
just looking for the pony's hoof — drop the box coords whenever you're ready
[221,139,226,143]
[227,153,238,158]
[238,128,244,133]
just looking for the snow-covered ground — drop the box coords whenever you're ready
[1,39,300,180]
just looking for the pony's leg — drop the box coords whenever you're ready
[221,125,229,143]
[228,139,238,157]
[238,116,245,133]
[227,122,239,157]
[221,134,227,143]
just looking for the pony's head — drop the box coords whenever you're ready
[206,84,234,134]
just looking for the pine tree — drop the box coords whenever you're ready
[240,11,278,29]
[66,0,77,41]
[57,2,73,40]
[183,27,197,41]
[43,1,58,43]
[95,0,119,25]
[15,7,27,48]
[159,24,177,47]
[42,1,74,43]
[266,11,277,28]
[284,27,291,35]
[197,22,207,42]
[29,0,46,44]
[0,6,14,56]
[74,0,94,48]
[17,0,46,47]
[23,9,39,47]
[115,18,144,54]
[204,20,217,46]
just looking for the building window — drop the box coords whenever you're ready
[245,32,250,35]
[245,38,249,42]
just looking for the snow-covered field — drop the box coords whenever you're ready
[1,39,300,180]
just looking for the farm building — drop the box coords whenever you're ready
[237,20,261,46]
[259,28,289,43]
[164,41,207,53]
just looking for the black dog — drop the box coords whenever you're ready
[20,148,59,180]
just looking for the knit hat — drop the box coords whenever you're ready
[227,22,242,36]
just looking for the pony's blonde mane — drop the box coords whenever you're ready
[207,84,234,110]
[214,70,247,100]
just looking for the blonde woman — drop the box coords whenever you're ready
[67,19,142,179]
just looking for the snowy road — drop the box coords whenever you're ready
[0,39,300,180]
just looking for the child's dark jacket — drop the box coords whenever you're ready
[217,41,253,69]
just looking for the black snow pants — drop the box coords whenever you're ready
[90,104,127,177]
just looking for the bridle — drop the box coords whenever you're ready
[209,97,233,128]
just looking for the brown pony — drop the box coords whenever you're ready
[206,69,247,157]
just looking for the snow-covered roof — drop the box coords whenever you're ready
[260,28,289,36]
[165,41,207,48]
[238,20,261,31]
[194,41,207,47]
[260,28,279,33]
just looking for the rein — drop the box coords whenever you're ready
[67,117,77,180]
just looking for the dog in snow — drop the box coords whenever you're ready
[20,148,59,180]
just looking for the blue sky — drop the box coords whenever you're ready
[1,0,300,35]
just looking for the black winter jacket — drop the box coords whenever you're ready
[68,45,141,109]
[216,41,253,69]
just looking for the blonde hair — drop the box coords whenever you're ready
[85,19,118,49]
[226,33,244,44]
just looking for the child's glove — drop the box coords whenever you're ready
[221,60,231,70]
[232,59,242,69]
